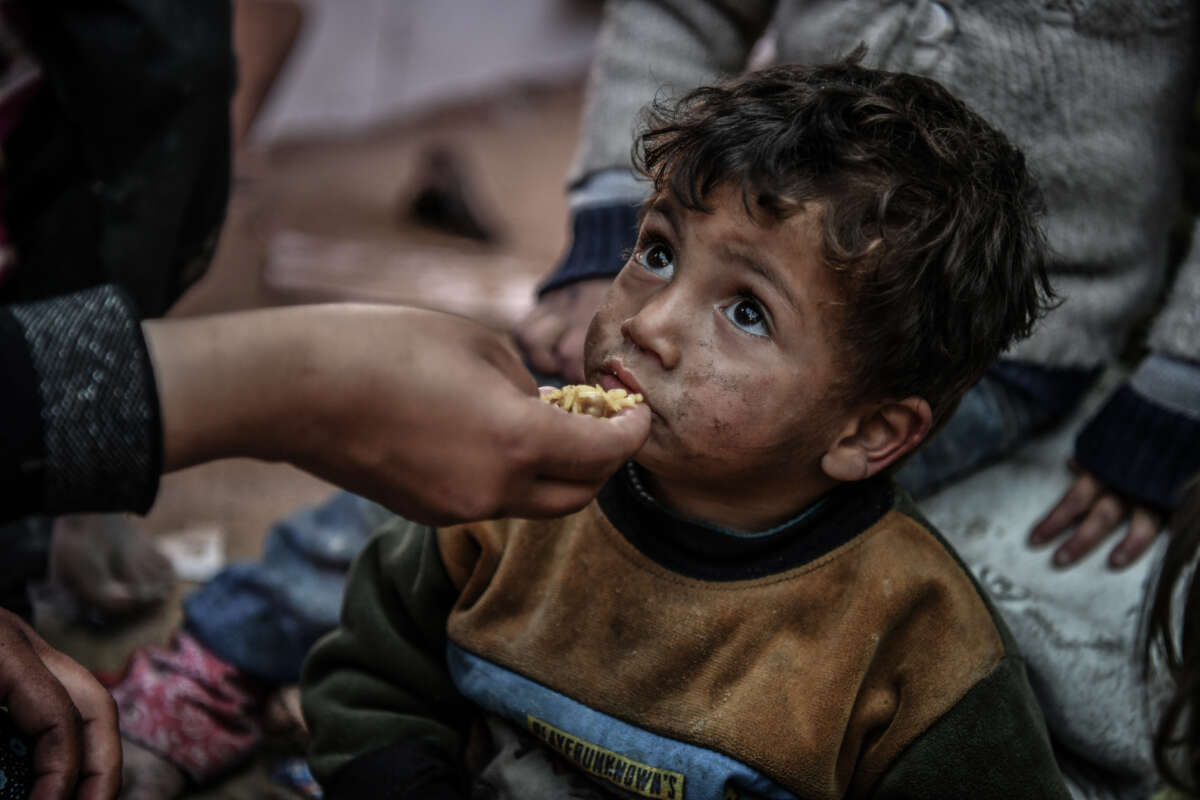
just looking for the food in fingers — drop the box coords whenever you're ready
[541,384,643,418]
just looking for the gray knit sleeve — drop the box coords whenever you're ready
[1148,216,1200,362]
[7,285,161,517]
[567,0,777,186]
[544,0,776,295]
[1074,218,1200,507]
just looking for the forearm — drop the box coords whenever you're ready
[147,302,649,524]
[143,305,325,472]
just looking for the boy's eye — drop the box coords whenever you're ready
[723,297,770,337]
[634,242,676,279]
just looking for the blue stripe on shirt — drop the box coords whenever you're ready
[447,641,798,800]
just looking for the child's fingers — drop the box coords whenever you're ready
[1108,507,1163,569]
[553,323,589,384]
[1052,493,1126,567]
[515,304,569,377]
[1030,472,1104,543]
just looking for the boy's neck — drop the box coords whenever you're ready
[638,466,840,534]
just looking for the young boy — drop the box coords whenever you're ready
[301,59,1070,800]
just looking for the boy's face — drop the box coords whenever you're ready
[583,184,858,529]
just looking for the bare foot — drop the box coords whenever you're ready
[120,740,187,800]
[50,513,176,624]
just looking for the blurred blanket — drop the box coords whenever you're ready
[922,369,1171,800]
[113,491,389,783]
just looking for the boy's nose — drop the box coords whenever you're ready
[620,292,681,370]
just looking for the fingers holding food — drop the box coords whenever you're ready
[541,384,644,418]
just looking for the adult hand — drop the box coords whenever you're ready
[514,278,611,383]
[145,305,650,525]
[1030,461,1164,569]
[0,608,121,799]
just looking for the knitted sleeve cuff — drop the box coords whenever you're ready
[1075,356,1200,509]
[537,202,641,296]
[0,307,45,519]
[7,286,162,516]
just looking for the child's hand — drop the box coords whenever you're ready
[1030,461,1164,569]
[514,278,611,383]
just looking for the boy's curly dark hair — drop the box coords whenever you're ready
[634,53,1055,426]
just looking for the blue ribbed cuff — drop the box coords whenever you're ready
[1075,384,1200,509]
[538,203,641,296]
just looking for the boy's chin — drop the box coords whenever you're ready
[630,446,701,486]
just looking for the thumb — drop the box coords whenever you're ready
[532,402,651,483]
[605,403,652,452]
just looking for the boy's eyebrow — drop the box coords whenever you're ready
[648,194,803,315]
[644,195,681,236]
[719,243,801,315]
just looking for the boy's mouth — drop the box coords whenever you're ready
[600,358,664,430]
[599,359,646,401]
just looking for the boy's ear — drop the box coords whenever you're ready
[820,397,932,482]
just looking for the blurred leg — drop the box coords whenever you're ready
[897,361,1099,499]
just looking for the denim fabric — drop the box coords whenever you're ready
[897,361,1102,499]
[183,492,389,683]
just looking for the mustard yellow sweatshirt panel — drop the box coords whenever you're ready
[438,505,1004,799]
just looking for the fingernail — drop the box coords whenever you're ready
[1110,550,1129,568]
[1053,549,1071,567]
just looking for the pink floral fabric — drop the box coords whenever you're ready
[111,632,267,783]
